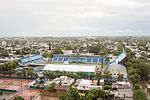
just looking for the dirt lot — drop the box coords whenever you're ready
[14,89,41,100]
[0,78,32,90]
[0,78,41,100]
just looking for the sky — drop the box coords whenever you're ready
[0,0,150,37]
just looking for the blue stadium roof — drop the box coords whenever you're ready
[109,52,127,64]
[20,54,45,66]
[52,55,104,64]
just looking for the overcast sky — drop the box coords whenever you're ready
[0,0,150,37]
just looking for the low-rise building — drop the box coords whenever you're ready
[51,76,74,86]
[43,64,102,75]
[75,79,102,90]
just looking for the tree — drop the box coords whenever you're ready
[16,72,23,78]
[128,67,137,76]
[47,83,56,91]
[13,96,24,100]
[134,89,147,100]
[0,50,9,57]
[60,88,80,100]
[137,62,150,80]
[129,73,141,84]
[133,83,140,90]
[15,50,21,55]
[0,61,18,77]
[88,45,100,55]
[53,48,63,54]
[85,88,109,100]
[42,51,53,58]
[103,85,111,90]
[25,68,34,77]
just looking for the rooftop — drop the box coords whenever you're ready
[43,64,97,73]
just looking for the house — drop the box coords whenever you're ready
[75,79,102,90]
[112,81,131,89]
[51,76,74,86]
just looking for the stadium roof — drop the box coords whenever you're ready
[109,51,127,64]
[19,54,45,66]
[52,55,103,64]
[43,64,96,73]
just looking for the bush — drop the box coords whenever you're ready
[14,96,24,100]
[47,83,56,91]
[133,83,140,90]
[134,89,147,100]
[103,85,111,90]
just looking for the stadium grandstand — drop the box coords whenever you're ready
[108,51,127,64]
[19,54,45,66]
[52,51,127,64]
[52,55,104,64]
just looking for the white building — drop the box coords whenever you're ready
[63,50,73,55]
[76,79,102,90]
[2,41,7,46]
[112,81,131,89]
[51,76,74,86]
[43,64,101,74]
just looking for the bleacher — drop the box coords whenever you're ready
[20,54,45,66]
[109,52,127,64]
[52,55,103,64]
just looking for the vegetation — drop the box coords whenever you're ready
[88,43,109,55]
[0,61,17,71]
[60,88,80,100]
[125,51,148,100]
[47,83,56,91]
[85,88,109,100]
[0,61,18,77]
[0,49,9,57]
[13,96,25,100]
[132,79,147,100]
[60,88,109,100]
[134,89,147,100]
[125,55,150,80]
[103,85,111,90]
[43,71,90,79]
[53,48,63,54]
[42,51,53,58]
[15,50,21,55]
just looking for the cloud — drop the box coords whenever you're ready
[0,0,150,37]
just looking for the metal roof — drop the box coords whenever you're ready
[43,64,96,73]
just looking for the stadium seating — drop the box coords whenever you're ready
[52,55,103,64]
[20,54,45,66]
